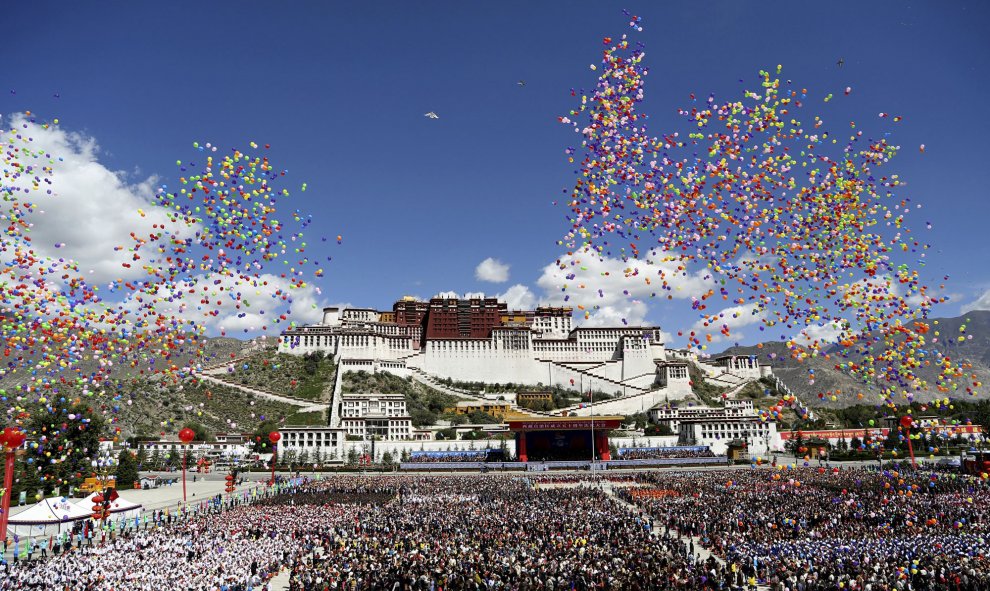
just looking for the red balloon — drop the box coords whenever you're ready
[268,431,281,444]
[1,427,26,449]
[178,427,196,444]
[900,416,913,429]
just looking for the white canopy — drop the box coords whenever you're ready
[74,491,143,521]
[7,497,91,537]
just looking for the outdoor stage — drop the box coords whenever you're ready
[506,416,624,462]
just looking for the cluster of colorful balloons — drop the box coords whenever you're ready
[557,17,972,406]
[2,114,330,436]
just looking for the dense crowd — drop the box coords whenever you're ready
[282,476,735,590]
[616,447,717,460]
[405,451,492,463]
[622,466,990,591]
[3,467,988,591]
[0,486,302,591]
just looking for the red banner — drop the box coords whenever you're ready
[509,420,621,431]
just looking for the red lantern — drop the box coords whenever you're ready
[178,428,196,444]
[900,416,913,430]
[268,431,281,444]
[91,493,105,520]
[225,473,235,493]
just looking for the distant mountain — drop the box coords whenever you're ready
[0,335,314,437]
[716,310,990,408]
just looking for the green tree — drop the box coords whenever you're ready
[135,445,149,469]
[115,449,139,490]
[10,453,44,499]
[446,413,469,426]
[850,436,863,451]
[645,423,673,436]
[626,412,649,430]
[27,401,106,495]
[281,448,298,467]
[382,451,396,470]
[181,421,213,443]
[250,419,281,454]
[466,411,499,425]
[346,447,359,466]
[149,449,162,469]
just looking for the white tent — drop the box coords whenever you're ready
[74,491,143,522]
[7,497,91,537]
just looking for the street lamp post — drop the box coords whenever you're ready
[900,416,917,469]
[268,431,281,485]
[89,451,118,542]
[178,428,195,502]
[0,427,27,543]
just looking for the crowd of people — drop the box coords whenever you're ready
[405,451,493,463]
[622,466,990,590]
[616,447,718,460]
[0,486,304,591]
[282,476,735,590]
[2,466,988,590]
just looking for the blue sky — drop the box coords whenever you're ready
[3,1,989,346]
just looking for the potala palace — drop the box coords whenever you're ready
[187,293,791,460]
[277,294,774,417]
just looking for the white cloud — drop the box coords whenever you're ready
[116,272,327,336]
[3,114,181,283]
[689,303,764,343]
[498,284,537,311]
[792,320,847,345]
[475,257,510,283]
[535,247,716,329]
[961,289,990,314]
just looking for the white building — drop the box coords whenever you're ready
[277,299,772,400]
[710,355,773,379]
[649,400,780,455]
[678,417,778,456]
[278,426,346,459]
[136,437,253,466]
[649,399,758,432]
[339,393,415,441]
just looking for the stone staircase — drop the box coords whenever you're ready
[545,360,650,395]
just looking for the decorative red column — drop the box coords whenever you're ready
[268,431,281,485]
[518,431,527,463]
[0,427,26,543]
[599,432,611,461]
[178,428,195,503]
[900,416,917,469]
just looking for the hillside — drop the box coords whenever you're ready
[1,336,320,439]
[212,347,336,400]
[716,310,990,408]
[111,377,308,438]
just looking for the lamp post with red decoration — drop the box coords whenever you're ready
[268,431,280,485]
[901,415,917,469]
[0,427,27,543]
[178,427,196,502]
